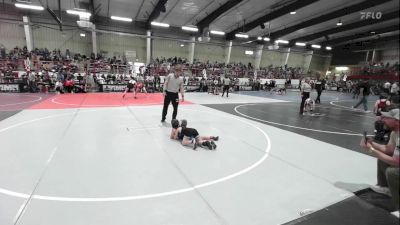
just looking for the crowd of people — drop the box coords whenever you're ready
[359,61,400,75]
[0,45,307,94]
[147,57,304,79]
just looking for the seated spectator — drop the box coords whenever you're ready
[360,108,399,218]
[55,80,64,94]
[390,82,399,100]
[374,94,391,116]
[64,78,74,93]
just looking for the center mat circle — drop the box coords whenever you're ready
[0,106,270,202]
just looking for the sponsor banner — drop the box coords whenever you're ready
[102,84,126,92]
[0,84,20,92]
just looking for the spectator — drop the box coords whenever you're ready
[315,78,323,104]
[352,79,371,112]
[28,71,36,93]
[55,80,64,94]
[383,81,391,94]
[373,94,390,116]
[300,78,311,115]
[390,82,399,100]
[360,108,399,218]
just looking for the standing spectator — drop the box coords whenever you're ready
[352,79,371,112]
[315,78,323,104]
[221,74,231,97]
[360,108,399,217]
[28,71,36,93]
[300,78,311,115]
[85,73,95,92]
[161,64,184,123]
[199,77,205,92]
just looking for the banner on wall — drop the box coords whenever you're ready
[0,84,20,92]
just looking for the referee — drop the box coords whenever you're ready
[161,64,184,122]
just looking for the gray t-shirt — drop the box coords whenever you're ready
[301,82,311,93]
[223,77,231,85]
[164,73,183,93]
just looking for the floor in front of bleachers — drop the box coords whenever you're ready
[0,90,398,225]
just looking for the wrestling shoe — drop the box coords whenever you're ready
[212,136,219,141]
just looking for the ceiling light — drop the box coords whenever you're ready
[275,39,289,44]
[15,3,44,10]
[180,44,185,47]
[290,11,296,15]
[182,26,198,32]
[80,33,86,37]
[210,30,225,35]
[336,19,342,26]
[67,9,91,17]
[263,37,270,41]
[311,44,321,49]
[245,50,254,55]
[235,33,249,38]
[257,37,262,40]
[295,42,306,46]
[151,21,170,28]
[326,46,332,50]
[111,16,132,22]
[370,31,375,34]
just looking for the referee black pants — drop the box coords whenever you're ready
[316,89,322,103]
[162,91,179,121]
[300,92,310,114]
[222,85,230,97]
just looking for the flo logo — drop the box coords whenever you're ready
[360,12,382,19]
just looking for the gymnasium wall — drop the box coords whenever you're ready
[226,45,253,65]
[32,24,92,55]
[0,22,26,50]
[260,50,284,67]
[152,38,188,60]
[194,42,225,63]
[97,33,146,61]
